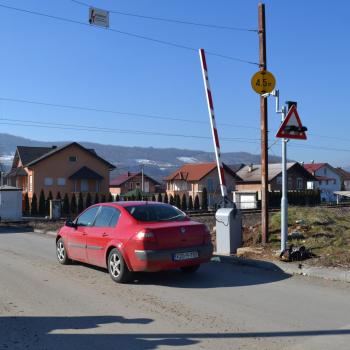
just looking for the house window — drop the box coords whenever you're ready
[69,156,77,162]
[57,178,66,186]
[288,177,292,189]
[326,180,329,185]
[44,177,53,186]
[277,176,282,185]
[81,179,89,192]
[136,182,141,189]
[296,178,303,189]
[129,182,133,190]
[29,175,33,192]
[95,181,100,192]
[324,168,327,175]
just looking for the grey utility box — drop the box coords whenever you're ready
[215,207,242,255]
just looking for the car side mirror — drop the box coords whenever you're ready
[65,220,77,229]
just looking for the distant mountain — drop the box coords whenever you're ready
[0,133,283,180]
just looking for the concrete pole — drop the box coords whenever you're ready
[281,106,288,252]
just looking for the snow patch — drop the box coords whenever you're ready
[136,159,173,168]
[177,157,199,163]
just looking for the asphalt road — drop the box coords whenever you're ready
[1,227,350,350]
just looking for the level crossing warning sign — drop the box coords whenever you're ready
[276,105,307,140]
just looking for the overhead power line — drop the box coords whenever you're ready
[70,0,258,33]
[0,3,259,66]
[0,117,261,144]
[0,96,259,130]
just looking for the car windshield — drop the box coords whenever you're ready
[125,204,186,222]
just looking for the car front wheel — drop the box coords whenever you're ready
[108,248,132,283]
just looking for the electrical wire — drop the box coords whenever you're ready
[0,117,261,144]
[0,97,259,130]
[0,3,259,66]
[70,0,258,33]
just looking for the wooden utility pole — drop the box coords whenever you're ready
[258,3,268,244]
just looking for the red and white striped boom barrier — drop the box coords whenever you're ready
[199,48,227,199]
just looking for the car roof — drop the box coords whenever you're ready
[103,201,169,208]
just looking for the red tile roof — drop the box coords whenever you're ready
[165,163,238,181]
[110,172,139,186]
[110,172,160,187]
[303,163,327,174]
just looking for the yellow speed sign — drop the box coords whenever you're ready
[251,70,276,94]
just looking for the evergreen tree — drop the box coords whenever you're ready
[107,192,113,202]
[164,192,169,204]
[39,190,46,216]
[152,194,156,201]
[188,195,193,211]
[181,193,187,211]
[115,194,120,202]
[169,194,174,205]
[24,192,30,216]
[94,193,99,204]
[56,191,61,200]
[194,195,200,210]
[31,193,38,216]
[70,193,77,215]
[78,193,84,213]
[100,194,106,203]
[131,194,136,201]
[62,193,70,216]
[85,193,92,208]
[157,193,162,202]
[201,187,208,211]
[175,194,181,209]
[46,191,53,216]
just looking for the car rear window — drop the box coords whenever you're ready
[125,204,186,222]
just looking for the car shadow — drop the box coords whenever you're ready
[1,316,349,350]
[131,260,291,288]
[74,258,291,288]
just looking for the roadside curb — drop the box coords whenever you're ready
[34,229,57,237]
[213,254,350,283]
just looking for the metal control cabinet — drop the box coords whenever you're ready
[215,208,242,255]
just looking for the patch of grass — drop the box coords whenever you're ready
[248,206,350,268]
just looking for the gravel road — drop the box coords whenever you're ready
[1,227,349,350]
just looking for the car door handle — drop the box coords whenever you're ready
[102,233,109,237]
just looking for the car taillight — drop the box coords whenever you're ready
[136,230,156,242]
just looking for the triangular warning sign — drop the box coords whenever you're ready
[276,105,307,140]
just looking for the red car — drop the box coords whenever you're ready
[56,201,213,283]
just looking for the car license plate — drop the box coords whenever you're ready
[173,251,199,261]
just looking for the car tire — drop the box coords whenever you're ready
[180,264,200,274]
[108,248,132,283]
[56,238,70,265]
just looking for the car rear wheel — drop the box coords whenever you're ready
[56,238,70,265]
[180,264,200,273]
[108,248,132,283]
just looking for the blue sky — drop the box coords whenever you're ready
[0,0,349,166]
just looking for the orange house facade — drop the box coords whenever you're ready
[109,172,161,197]
[165,163,240,207]
[6,143,115,199]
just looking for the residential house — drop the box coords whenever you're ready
[234,162,316,208]
[303,163,341,202]
[109,172,161,198]
[6,142,115,199]
[165,163,240,207]
[335,167,350,191]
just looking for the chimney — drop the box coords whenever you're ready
[248,164,254,172]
